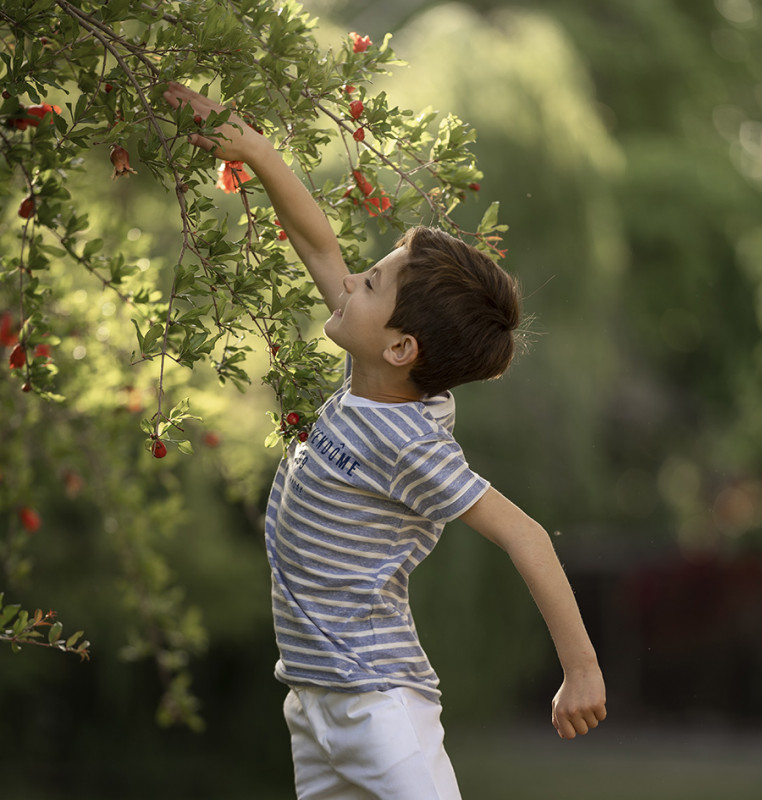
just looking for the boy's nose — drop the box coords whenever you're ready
[342,273,355,292]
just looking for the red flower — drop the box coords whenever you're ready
[18,196,35,219]
[275,218,288,240]
[24,103,61,127]
[349,99,364,120]
[353,127,365,142]
[18,507,41,533]
[350,32,372,53]
[0,313,18,346]
[110,144,137,180]
[344,85,356,94]
[9,343,25,369]
[33,343,51,360]
[352,170,374,196]
[468,182,481,191]
[364,194,392,217]
[215,161,252,194]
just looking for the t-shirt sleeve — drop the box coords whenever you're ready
[389,433,490,522]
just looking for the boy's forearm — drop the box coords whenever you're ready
[162,82,347,309]
[460,487,606,737]
[237,137,347,310]
[460,488,600,674]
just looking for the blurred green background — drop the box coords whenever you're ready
[3,0,762,797]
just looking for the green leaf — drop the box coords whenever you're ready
[0,603,21,628]
[48,621,63,644]
[141,323,165,354]
[176,440,194,455]
[82,238,103,259]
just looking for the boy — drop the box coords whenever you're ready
[164,82,606,800]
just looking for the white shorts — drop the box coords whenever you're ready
[283,686,462,800]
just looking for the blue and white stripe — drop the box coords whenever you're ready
[264,384,489,700]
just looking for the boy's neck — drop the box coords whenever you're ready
[348,364,423,404]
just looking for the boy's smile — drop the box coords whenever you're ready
[324,247,421,402]
[324,247,406,361]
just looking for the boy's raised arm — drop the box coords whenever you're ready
[162,82,349,311]
[459,486,607,739]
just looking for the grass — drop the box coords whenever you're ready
[450,722,762,800]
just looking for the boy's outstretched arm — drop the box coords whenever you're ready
[459,487,607,739]
[162,81,349,311]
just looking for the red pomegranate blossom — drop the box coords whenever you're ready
[350,32,372,53]
[110,144,137,180]
[0,313,18,347]
[18,507,41,533]
[10,103,61,130]
[9,343,26,369]
[344,170,392,217]
[349,99,364,120]
[216,161,252,194]
[18,196,35,219]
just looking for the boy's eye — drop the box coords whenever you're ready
[364,277,373,290]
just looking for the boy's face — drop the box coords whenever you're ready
[324,247,406,363]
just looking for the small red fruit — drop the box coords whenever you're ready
[353,127,365,142]
[105,83,114,93]
[151,439,168,459]
[18,507,41,533]
[270,344,280,356]
[193,114,202,125]
[468,182,481,191]
[2,90,10,100]
[286,412,300,426]
[110,144,137,179]
[18,196,35,218]
[349,99,364,120]
[298,430,309,443]
[344,85,356,94]
[203,431,221,448]
[9,343,26,369]
[278,230,288,240]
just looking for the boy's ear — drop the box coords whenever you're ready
[383,333,418,368]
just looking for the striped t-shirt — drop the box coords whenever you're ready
[263,381,489,700]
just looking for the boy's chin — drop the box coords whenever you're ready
[323,323,348,353]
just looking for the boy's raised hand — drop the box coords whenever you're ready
[162,81,347,310]
[163,81,259,163]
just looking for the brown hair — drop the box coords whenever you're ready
[386,226,522,396]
